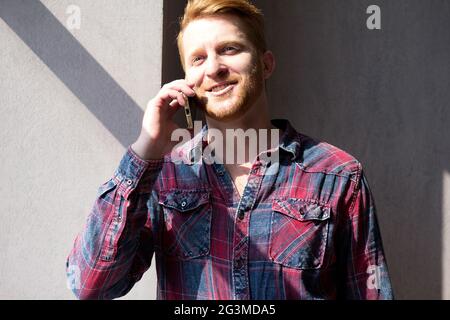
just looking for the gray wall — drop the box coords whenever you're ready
[254,0,450,299]
[1,0,449,299]
[0,0,162,299]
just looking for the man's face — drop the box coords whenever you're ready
[182,14,264,122]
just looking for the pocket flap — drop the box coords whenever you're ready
[272,198,330,221]
[159,190,210,212]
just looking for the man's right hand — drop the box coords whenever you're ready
[131,80,196,160]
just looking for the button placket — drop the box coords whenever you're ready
[233,201,251,299]
[228,160,265,300]
[238,208,245,220]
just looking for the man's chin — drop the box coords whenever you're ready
[204,103,248,122]
[206,112,240,122]
[201,89,257,122]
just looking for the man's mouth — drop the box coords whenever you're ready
[207,81,238,96]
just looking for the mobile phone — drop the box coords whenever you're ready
[184,94,194,129]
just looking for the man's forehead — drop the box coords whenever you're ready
[182,15,249,48]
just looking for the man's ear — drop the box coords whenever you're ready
[262,50,276,79]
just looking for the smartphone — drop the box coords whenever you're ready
[183,94,194,129]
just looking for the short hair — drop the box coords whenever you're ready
[177,0,267,69]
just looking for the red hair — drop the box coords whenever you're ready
[177,0,267,68]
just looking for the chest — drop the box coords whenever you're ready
[224,163,252,198]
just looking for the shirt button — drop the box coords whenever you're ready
[181,201,187,207]
[126,179,133,186]
[238,209,245,220]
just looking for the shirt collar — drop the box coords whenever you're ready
[271,119,302,161]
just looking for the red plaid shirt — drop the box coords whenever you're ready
[66,119,393,299]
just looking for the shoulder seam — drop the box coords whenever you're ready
[348,162,363,212]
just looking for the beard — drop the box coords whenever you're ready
[194,59,264,122]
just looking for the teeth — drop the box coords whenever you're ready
[212,84,229,92]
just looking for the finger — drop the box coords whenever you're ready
[160,89,186,107]
[175,90,186,106]
[164,81,196,97]
[184,79,196,90]
[181,84,196,96]
[166,101,179,119]
[169,99,179,108]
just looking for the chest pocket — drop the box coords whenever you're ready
[269,198,331,269]
[159,189,211,260]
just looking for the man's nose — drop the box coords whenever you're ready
[205,55,228,78]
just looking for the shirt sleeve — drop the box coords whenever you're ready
[66,146,163,300]
[336,165,394,300]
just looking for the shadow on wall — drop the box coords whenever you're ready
[0,0,143,147]
[4,0,449,299]
[254,0,450,299]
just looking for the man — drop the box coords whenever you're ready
[67,0,393,299]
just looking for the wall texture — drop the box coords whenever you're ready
[1,0,449,299]
[0,0,162,299]
[253,0,450,299]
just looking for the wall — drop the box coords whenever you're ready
[0,0,162,299]
[254,0,450,299]
[1,0,449,300]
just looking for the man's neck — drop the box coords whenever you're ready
[204,94,279,165]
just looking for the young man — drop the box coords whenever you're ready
[67,0,393,299]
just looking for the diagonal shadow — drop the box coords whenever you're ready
[0,0,143,147]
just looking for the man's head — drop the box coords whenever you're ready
[177,0,275,122]
[177,0,267,67]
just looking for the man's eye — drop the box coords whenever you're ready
[223,46,238,53]
[192,56,204,64]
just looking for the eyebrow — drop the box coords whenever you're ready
[216,40,247,49]
[187,39,248,59]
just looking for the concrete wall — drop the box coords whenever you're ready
[1,0,449,299]
[253,0,450,299]
[0,0,162,299]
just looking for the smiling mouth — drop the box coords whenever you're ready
[207,81,238,96]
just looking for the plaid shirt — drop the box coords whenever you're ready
[67,119,393,300]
